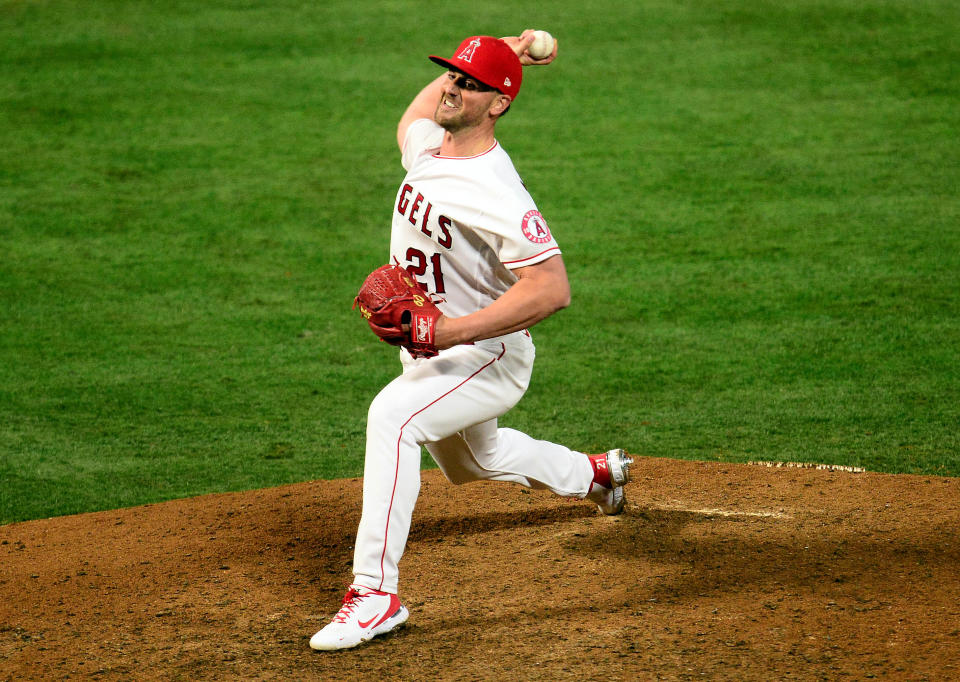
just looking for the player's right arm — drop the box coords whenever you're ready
[397,74,446,150]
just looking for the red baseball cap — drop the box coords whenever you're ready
[429,36,522,100]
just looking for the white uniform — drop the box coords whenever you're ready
[352,118,595,595]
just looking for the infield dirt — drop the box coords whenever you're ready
[2,457,959,680]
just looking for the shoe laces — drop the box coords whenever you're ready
[331,588,364,624]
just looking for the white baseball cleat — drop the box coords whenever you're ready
[588,483,626,515]
[309,584,409,651]
[585,449,634,515]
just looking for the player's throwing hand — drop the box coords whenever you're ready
[501,29,558,65]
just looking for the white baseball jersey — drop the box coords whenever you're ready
[390,118,561,318]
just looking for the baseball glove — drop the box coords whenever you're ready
[354,264,442,358]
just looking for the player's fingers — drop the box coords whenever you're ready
[509,31,557,66]
[501,32,536,59]
[522,39,558,66]
[541,37,558,62]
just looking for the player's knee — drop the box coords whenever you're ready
[367,392,427,444]
[367,392,401,428]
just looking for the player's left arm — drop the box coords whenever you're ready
[434,254,570,348]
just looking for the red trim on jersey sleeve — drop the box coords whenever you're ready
[502,246,562,269]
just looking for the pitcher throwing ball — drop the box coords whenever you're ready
[310,30,633,651]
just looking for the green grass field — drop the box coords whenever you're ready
[2,0,958,523]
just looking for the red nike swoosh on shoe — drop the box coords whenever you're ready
[357,595,402,630]
[357,614,381,629]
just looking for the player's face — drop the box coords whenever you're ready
[434,70,502,132]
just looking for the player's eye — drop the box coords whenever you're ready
[447,72,490,92]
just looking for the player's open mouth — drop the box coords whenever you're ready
[441,97,459,109]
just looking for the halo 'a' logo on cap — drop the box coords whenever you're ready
[504,77,512,87]
[457,38,482,63]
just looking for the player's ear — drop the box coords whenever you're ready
[490,94,512,118]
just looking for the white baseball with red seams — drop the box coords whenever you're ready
[350,118,597,595]
[528,30,555,60]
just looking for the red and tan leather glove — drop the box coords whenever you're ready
[353,264,442,358]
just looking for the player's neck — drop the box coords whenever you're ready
[439,127,497,158]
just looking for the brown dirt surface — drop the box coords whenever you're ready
[1,457,959,681]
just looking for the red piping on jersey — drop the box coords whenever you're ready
[378,342,508,590]
[502,246,562,267]
[432,141,500,160]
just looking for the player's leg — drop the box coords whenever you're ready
[424,419,530,486]
[490,428,632,514]
[426,421,593,496]
[426,420,632,509]
[351,339,530,595]
[424,333,632,512]
[312,343,521,651]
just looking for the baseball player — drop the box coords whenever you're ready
[310,30,633,651]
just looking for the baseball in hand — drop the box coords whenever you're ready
[527,30,555,60]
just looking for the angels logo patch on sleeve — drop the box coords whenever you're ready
[521,210,552,244]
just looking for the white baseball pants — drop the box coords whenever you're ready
[351,330,595,594]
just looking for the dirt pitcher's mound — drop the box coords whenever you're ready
[1,458,959,680]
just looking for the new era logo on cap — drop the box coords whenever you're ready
[429,35,523,100]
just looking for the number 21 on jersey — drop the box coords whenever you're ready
[405,248,445,294]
